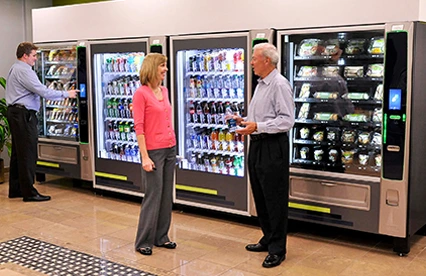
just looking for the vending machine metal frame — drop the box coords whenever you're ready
[276,24,385,233]
[170,29,274,216]
[35,41,93,182]
[88,36,169,197]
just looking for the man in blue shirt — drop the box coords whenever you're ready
[6,42,79,202]
[235,43,294,268]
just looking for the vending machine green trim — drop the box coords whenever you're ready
[95,171,128,181]
[383,113,387,144]
[289,202,331,213]
[252,38,269,47]
[176,184,218,195]
[37,161,60,168]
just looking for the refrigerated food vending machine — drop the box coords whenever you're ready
[171,29,274,215]
[89,37,168,196]
[277,22,426,255]
[35,42,92,181]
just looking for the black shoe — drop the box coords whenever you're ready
[262,254,285,268]
[245,243,268,252]
[23,194,51,202]
[136,247,152,255]
[156,242,177,249]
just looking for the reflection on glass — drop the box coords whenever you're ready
[36,47,79,139]
[177,48,245,177]
[287,30,384,176]
[93,52,145,163]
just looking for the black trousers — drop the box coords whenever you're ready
[248,133,289,256]
[7,106,39,197]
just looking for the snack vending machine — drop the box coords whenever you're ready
[89,37,168,195]
[171,30,274,215]
[278,22,426,255]
[35,42,92,181]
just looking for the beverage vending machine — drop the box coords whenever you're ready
[89,37,168,195]
[35,42,92,181]
[278,22,426,255]
[171,30,274,215]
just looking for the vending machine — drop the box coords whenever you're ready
[278,22,426,255]
[35,42,92,181]
[171,30,274,215]
[89,37,168,196]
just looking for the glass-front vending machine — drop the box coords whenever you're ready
[171,30,274,215]
[278,25,385,233]
[35,42,92,181]
[278,22,426,255]
[89,37,168,195]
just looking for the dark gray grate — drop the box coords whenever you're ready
[0,236,155,276]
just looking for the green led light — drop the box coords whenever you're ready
[389,115,401,120]
[402,114,406,122]
[383,113,387,144]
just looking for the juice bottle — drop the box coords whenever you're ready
[225,130,234,151]
[210,129,218,150]
[218,129,225,151]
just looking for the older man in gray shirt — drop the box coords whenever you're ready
[235,43,294,268]
[6,42,78,202]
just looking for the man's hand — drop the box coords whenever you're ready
[236,121,257,135]
[67,89,80,98]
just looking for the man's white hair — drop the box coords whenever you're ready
[253,43,279,66]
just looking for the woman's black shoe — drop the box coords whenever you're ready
[136,247,152,255]
[156,242,177,249]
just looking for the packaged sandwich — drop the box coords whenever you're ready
[314,112,338,121]
[298,39,323,56]
[313,92,339,99]
[299,83,311,98]
[322,66,340,77]
[366,64,384,78]
[372,108,382,122]
[345,39,366,55]
[374,84,384,100]
[344,66,364,78]
[343,92,370,100]
[368,37,385,54]
[298,103,310,119]
[297,66,318,77]
[343,114,369,122]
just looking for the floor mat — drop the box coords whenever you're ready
[0,236,155,276]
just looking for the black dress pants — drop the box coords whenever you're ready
[7,105,39,198]
[248,133,289,256]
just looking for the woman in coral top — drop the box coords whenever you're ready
[133,53,177,256]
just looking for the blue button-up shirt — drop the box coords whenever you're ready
[6,60,66,111]
[247,69,295,134]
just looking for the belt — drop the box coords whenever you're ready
[10,104,27,109]
[250,132,287,141]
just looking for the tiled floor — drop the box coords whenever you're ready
[1,175,426,276]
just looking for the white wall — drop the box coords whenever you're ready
[0,0,52,166]
[33,0,421,43]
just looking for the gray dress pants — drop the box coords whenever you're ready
[135,146,176,249]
